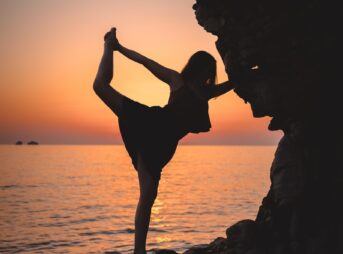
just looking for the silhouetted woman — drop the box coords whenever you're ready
[93,28,234,254]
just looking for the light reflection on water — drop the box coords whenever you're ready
[0,145,275,253]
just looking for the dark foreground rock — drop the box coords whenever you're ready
[188,0,343,253]
[152,249,178,254]
[184,237,228,254]
[145,238,227,254]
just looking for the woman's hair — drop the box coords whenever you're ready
[181,51,217,86]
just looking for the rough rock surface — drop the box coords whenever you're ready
[180,0,343,253]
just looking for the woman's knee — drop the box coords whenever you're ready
[139,183,158,206]
[139,194,156,209]
[137,155,160,205]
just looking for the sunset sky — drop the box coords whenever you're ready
[0,0,281,145]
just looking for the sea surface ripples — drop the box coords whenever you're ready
[0,145,274,253]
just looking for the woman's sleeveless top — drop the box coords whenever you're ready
[164,85,211,139]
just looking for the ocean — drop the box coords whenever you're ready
[0,145,275,253]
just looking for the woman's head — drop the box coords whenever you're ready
[181,51,217,86]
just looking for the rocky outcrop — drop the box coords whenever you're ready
[148,238,228,254]
[184,0,343,253]
[27,141,39,145]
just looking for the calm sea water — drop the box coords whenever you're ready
[0,145,275,253]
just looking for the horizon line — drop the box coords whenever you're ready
[0,143,278,146]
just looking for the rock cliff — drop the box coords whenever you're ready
[184,0,343,253]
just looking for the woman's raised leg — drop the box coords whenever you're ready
[93,28,125,117]
[134,154,160,254]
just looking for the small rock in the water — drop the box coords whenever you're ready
[27,141,39,145]
[15,141,23,145]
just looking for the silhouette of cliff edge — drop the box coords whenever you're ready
[186,0,343,253]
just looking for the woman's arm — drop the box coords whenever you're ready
[208,81,235,99]
[118,44,182,89]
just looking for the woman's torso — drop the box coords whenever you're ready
[163,84,211,140]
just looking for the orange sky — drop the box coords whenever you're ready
[0,0,282,145]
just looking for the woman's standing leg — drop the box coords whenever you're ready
[134,154,160,254]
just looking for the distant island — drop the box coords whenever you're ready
[27,141,39,145]
[15,140,39,145]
